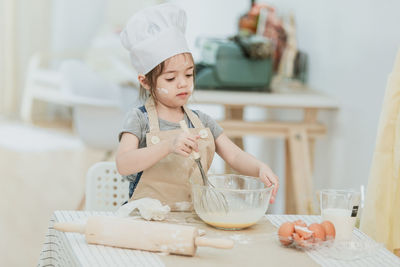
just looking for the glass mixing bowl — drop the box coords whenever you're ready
[191,174,274,230]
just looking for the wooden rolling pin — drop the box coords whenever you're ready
[54,216,234,256]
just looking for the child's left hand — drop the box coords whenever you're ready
[259,164,279,204]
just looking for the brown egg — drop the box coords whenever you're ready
[321,221,336,240]
[294,225,313,240]
[308,223,326,242]
[294,220,307,227]
[278,222,295,246]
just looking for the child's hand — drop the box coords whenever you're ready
[170,132,200,157]
[259,164,279,204]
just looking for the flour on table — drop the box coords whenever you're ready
[229,234,250,244]
[116,197,170,221]
[198,229,206,236]
[173,201,192,211]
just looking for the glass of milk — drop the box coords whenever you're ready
[320,189,361,241]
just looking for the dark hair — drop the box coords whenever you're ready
[139,53,195,104]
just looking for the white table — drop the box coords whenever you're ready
[38,211,399,267]
[190,89,339,214]
[190,89,339,109]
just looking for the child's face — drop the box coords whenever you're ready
[154,53,194,108]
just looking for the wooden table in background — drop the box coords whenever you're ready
[190,89,339,214]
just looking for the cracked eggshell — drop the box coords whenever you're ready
[294,225,313,240]
[292,233,309,248]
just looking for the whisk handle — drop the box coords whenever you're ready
[179,120,201,159]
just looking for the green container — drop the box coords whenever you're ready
[195,41,273,91]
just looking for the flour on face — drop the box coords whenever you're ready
[157,88,169,94]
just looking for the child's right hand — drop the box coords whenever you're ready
[169,132,200,157]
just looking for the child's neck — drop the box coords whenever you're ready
[155,103,184,123]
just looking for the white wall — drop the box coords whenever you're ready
[169,0,249,61]
[260,0,400,193]
[14,0,51,110]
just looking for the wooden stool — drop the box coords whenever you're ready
[219,107,325,214]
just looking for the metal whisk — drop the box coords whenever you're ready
[179,120,229,213]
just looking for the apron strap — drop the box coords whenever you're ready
[145,97,160,132]
[183,105,204,128]
[145,97,205,131]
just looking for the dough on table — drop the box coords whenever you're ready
[116,198,170,221]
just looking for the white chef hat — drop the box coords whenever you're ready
[120,3,191,75]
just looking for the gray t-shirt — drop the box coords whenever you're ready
[119,106,223,182]
[119,107,223,148]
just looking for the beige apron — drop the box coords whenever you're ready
[130,97,215,210]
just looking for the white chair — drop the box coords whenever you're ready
[20,53,65,122]
[85,161,129,211]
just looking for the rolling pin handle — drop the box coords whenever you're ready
[194,236,234,249]
[54,222,86,234]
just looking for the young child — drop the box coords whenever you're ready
[117,3,279,210]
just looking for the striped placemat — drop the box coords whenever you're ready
[38,211,400,267]
[38,210,164,267]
